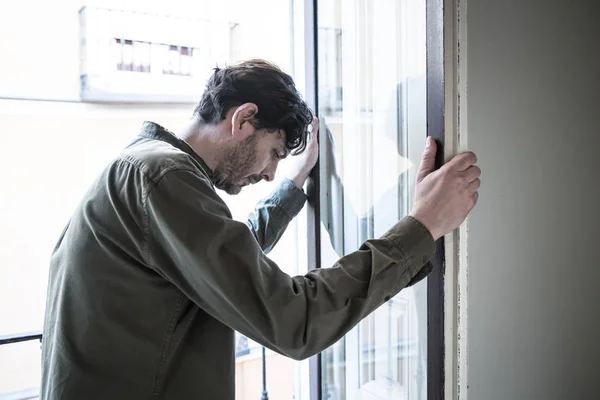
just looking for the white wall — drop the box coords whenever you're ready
[0,0,292,100]
[466,0,600,399]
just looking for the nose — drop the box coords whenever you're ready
[261,160,279,182]
[262,172,275,182]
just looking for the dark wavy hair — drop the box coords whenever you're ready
[193,59,313,155]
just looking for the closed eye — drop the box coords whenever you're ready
[273,149,288,160]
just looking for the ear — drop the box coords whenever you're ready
[230,103,259,138]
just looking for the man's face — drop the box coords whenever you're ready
[214,128,288,195]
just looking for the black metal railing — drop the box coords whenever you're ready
[237,334,269,399]
[0,332,42,400]
[261,346,269,400]
[1,332,271,399]
[0,331,42,346]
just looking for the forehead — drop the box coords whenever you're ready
[258,129,286,148]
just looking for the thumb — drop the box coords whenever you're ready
[417,137,437,182]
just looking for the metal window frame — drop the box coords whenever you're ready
[302,1,322,400]
[426,0,446,396]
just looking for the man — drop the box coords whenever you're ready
[41,59,481,399]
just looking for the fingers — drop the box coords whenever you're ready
[468,178,481,194]
[416,137,437,183]
[464,165,482,183]
[307,117,320,145]
[449,151,478,172]
[311,117,319,135]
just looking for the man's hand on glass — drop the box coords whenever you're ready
[283,116,320,189]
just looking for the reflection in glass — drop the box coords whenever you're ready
[317,0,428,399]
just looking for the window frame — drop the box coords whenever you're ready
[299,1,322,400]
[426,0,446,396]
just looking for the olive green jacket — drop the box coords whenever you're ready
[41,122,435,400]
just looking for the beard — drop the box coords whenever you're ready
[213,134,259,195]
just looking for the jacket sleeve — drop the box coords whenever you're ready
[245,179,307,254]
[145,168,435,360]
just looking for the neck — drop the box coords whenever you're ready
[178,118,223,172]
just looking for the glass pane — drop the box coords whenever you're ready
[317,0,428,399]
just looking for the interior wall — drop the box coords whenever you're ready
[466,0,600,399]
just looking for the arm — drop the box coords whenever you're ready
[246,116,318,253]
[145,169,434,361]
[246,179,306,254]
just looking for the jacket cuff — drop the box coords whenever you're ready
[382,215,436,268]
[271,179,308,218]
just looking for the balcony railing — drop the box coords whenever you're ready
[0,332,270,400]
[0,332,42,400]
[0,332,42,346]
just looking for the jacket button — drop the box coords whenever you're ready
[384,295,391,301]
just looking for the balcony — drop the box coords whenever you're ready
[0,332,289,400]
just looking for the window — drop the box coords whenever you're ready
[1,0,445,398]
[316,0,429,398]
